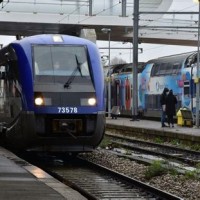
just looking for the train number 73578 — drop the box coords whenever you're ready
[58,107,78,113]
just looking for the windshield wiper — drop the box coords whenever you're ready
[64,66,78,89]
[64,55,83,89]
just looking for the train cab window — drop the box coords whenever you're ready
[33,45,91,83]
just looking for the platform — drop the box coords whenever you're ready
[0,146,86,200]
[106,117,200,143]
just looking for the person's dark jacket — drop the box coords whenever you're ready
[160,87,169,106]
[166,90,177,116]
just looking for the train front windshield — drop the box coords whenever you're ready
[33,45,92,83]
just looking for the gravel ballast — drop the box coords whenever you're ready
[80,150,200,200]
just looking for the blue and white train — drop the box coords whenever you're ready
[109,52,199,118]
[0,34,105,152]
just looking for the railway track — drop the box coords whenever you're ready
[47,157,182,200]
[21,152,182,200]
[106,133,200,167]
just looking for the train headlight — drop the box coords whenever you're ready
[88,98,96,106]
[81,98,96,106]
[35,97,44,106]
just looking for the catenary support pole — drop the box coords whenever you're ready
[131,0,139,121]
[196,1,200,127]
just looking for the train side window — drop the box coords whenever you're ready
[158,63,168,75]
[121,68,131,73]
[156,95,160,109]
[172,63,181,75]
[152,95,157,109]
[151,63,160,76]
[124,65,132,73]
[146,94,165,110]
[166,63,173,75]
[145,94,150,109]
[150,64,155,76]
[145,94,153,109]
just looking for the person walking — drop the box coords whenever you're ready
[160,87,169,127]
[166,89,177,128]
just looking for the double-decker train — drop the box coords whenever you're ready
[0,34,105,152]
[108,52,199,119]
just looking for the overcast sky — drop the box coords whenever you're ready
[0,0,199,63]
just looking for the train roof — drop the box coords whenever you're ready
[108,62,145,74]
[147,51,196,64]
[11,34,96,47]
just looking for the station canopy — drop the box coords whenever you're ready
[0,0,199,46]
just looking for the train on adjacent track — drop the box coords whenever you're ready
[107,51,200,119]
[0,34,105,152]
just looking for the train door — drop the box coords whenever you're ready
[191,65,198,113]
[110,76,115,108]
[183,71,193,109]
[183,80,190,107]
[114,80,120,106]
[121,78,125,110]
[125,77,131,110]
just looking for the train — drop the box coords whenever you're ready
[108,51,200,119]
[0,34,105,152]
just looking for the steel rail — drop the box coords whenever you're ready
[78,158,183,200]
[46,157,183,200]
[16,150,183,199]
[106,133,200,166]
